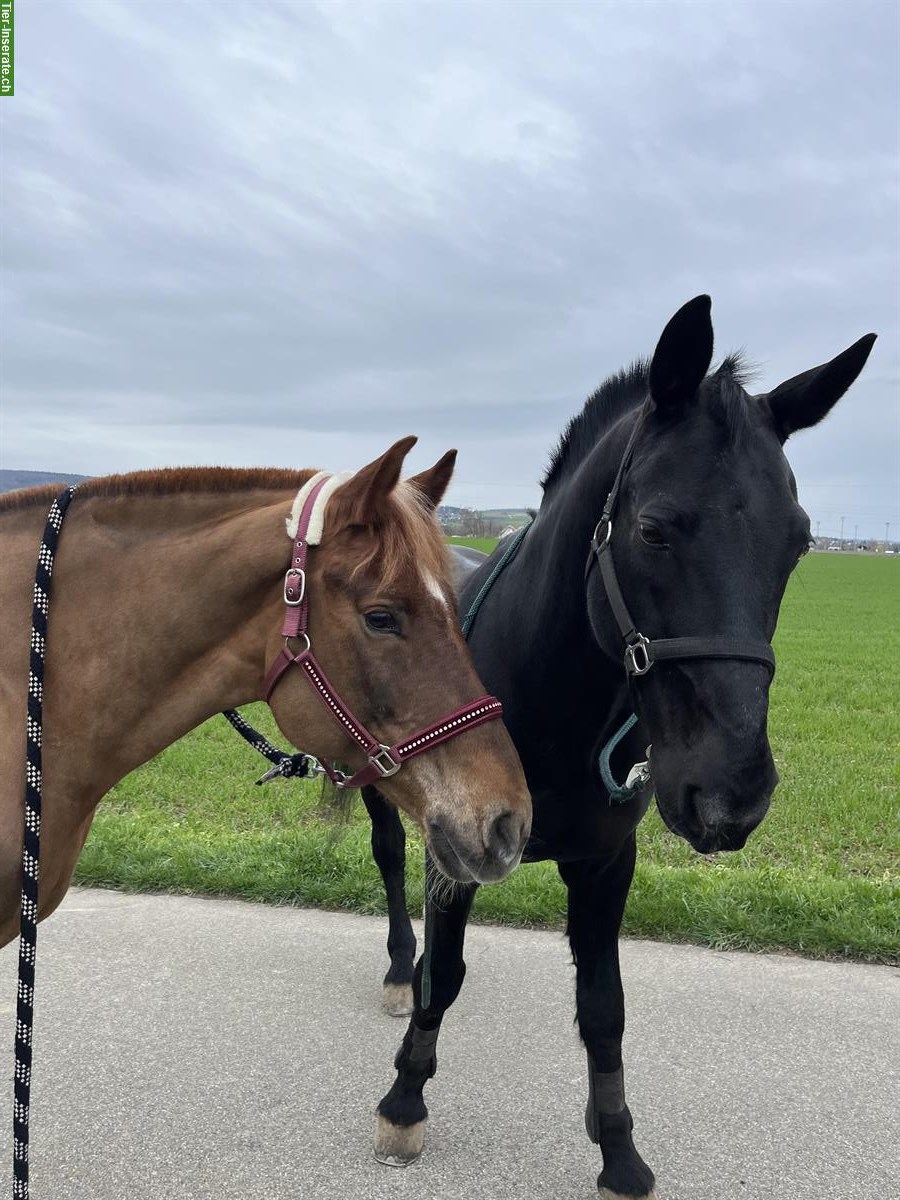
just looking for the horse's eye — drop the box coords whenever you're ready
[364,610,400,635]
[639,522,668,548]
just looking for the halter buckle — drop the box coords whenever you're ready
[625,634,651,676]
[284,568,306,606]
[371,745,402,778]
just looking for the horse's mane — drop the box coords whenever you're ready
[0,465,450,592]
[0,467,311,513]
[541,353,753,493]
[542,361,650,493]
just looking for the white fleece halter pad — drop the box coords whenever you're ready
[285,470,355,544]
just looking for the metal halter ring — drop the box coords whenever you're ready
[625,634,652,676]
[593,516,613,549]
[284,632,311,654]
[284,568,306,606]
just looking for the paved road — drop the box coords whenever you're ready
[0,888,896,1199]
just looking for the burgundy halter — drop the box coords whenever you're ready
[262,476,506,790]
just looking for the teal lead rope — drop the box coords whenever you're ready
[459,516,649,806]
[460,524,530,638]
[598,712,650,805]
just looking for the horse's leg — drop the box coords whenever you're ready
[362,786,417,1017]
[374,870,477,1166]
[559,837,657,1200]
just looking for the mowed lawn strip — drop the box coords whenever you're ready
[75,553,900,963]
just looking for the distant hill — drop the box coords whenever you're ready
[0,470,89,494]
[437,505,532,523]
[437,504,532,538]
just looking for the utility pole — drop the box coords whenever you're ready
[887,522,891,547]
[840,516,845,548]
[854,524,858,547]
[815,520,820,541]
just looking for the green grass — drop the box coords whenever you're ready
[447,535,502,554]
[75,554,900,963]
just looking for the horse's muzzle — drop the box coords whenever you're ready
[657,754,778,854]
[426,810,529,884]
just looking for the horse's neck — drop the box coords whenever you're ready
[30,489,294,799]
[476,418,636,774]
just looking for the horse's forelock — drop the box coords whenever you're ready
[706,353,761,446]
[346,482,452,596]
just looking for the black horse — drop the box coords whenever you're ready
[364,296,875,1198]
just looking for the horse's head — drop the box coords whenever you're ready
[589,296,875,853]
[266,437,530,883]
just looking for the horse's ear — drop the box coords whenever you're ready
[408,449,457,510]
[329,436,418,527]
[766,334,877,442]
[649,295,714,413]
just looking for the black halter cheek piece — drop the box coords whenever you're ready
[584,404,777,679]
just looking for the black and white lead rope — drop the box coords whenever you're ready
[14,486,77,1200]
[220,709,317,784]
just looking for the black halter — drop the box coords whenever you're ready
[585,404,777,679]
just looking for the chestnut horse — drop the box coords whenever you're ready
[0,437,531,949]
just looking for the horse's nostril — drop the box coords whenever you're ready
[485,811,524,864]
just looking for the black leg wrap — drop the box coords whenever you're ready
[585,1063,627,1142]
[399,1023,439,1076]
[379,1024,440,1129]
[585,1061,655,1196]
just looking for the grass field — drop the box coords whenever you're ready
[75,553,899,963]
[447,535,503,554]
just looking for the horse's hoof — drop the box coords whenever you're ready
[382,982,414,1017]
[374,1114,425,1166]
[598,1190,658,1199]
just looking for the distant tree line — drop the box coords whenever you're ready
[437,506,530,539]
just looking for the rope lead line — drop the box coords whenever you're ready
[597,712,645,805]
[220,710,316,784]
[460,524,530,638]
[14,485,77,1200]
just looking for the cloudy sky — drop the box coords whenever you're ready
[1,0,897,538]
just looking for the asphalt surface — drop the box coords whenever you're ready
[0,888,896,1200]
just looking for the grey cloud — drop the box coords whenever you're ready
[0,0,897,534]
